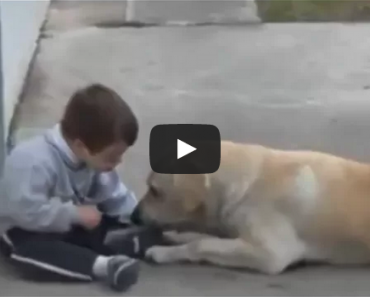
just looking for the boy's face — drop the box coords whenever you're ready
[74,140,128,172]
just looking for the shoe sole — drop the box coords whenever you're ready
[112,259,140,292]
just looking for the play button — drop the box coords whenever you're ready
[150,124,221,174]
[177,139,196,159]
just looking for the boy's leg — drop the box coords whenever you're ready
[66,214,151,258]
[0,227,139,292]
[63,215,129,256]
[1,228,96,280]
[60,214,168,259]
[102,222,171,259]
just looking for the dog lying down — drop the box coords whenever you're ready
[133,140,370,274]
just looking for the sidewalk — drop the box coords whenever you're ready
[4,1,370,295]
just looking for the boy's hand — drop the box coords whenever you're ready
[77,205,102,229]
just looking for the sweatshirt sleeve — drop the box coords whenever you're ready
[94,170,138,223]
[1,159,80,233]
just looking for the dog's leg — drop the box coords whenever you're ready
[163,231,214,244]
[146,237,290,274]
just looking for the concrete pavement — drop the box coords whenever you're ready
[13,23,370,198]
[5,1,370,296]
[45,0,260,30]
[126,0,260,25]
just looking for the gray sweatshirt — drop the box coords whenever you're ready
[0,124,138,233]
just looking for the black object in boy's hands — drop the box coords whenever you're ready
[107,225,170,259]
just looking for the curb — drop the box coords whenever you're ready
[124,0,261,26]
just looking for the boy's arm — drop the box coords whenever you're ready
[94,171,138,224]
[93,172,169,259]
[1,161,80,232]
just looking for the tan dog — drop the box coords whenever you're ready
[135,140,370,274]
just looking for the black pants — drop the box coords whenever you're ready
[0,216,126,282]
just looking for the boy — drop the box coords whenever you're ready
[0,84,153,292]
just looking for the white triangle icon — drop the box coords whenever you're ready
[177,139,196,159]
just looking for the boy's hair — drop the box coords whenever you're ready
[61,83,138,153]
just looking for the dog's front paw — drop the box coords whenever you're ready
[164,231,211,244]
[145,246,176,264]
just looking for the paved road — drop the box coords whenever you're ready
[5,2,370,296]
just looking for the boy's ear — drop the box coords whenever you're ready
[73,139,87,151]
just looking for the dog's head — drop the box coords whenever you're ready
[132,171,210,229]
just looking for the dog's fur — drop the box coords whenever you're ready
[136,141,370,274]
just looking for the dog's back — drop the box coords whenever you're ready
[216,141,370,265]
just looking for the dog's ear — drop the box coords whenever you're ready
[173,173,210,190]
[173,174,210,212]
[204,173,211,189]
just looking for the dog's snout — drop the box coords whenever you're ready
[130,206,143,225]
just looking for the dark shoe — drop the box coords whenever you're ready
[106,226,171,259]
[0,235,12,258]
[107,255,140,292]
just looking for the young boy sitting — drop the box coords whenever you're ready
[0,84,159,292]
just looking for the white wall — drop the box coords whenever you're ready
[0,0,50,141]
